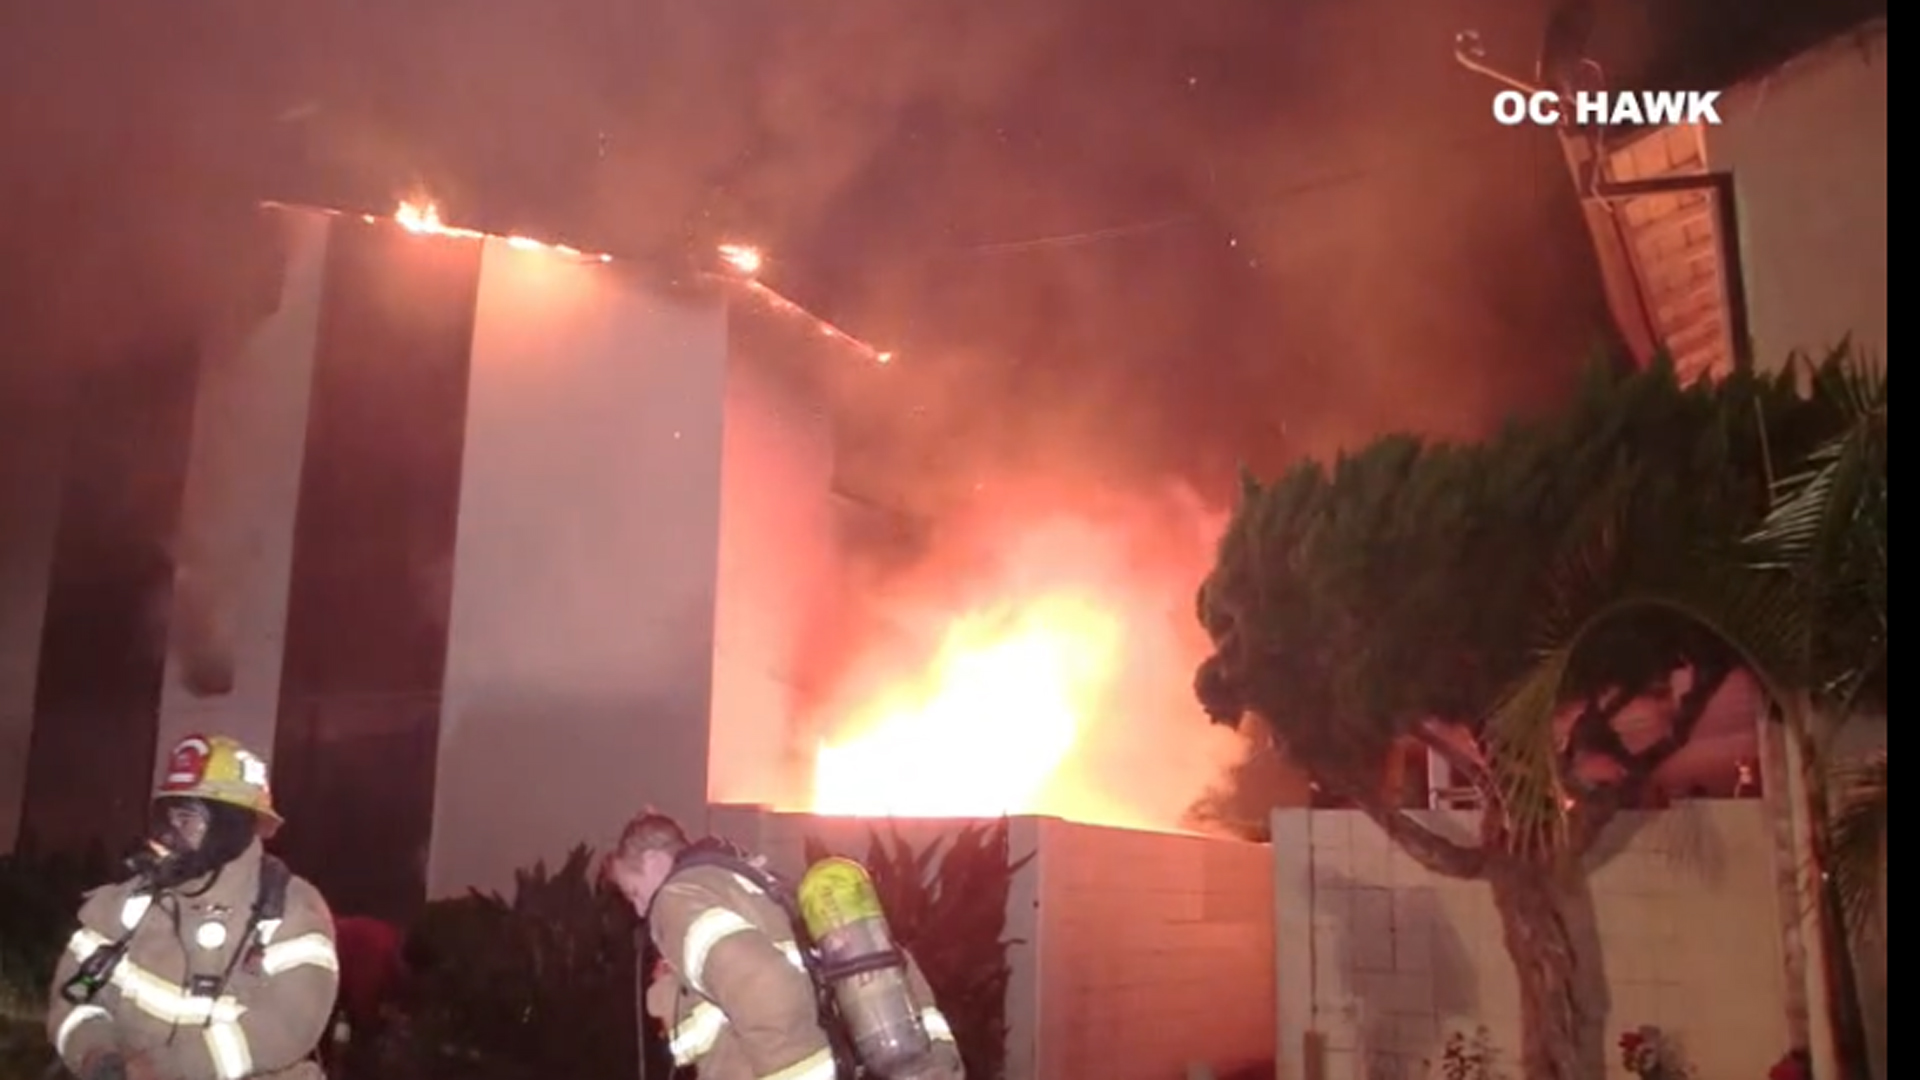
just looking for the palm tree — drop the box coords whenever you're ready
[1486,345,1885,1077]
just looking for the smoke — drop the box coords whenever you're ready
[805,470,1252,833]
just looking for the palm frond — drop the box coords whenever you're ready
[1827,748,1888,944]
[1748,346,1886,570]
[1483,643,1575,856]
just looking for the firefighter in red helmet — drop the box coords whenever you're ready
[45,734,340,1080]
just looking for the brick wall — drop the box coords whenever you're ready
[1271,802,1790,1080]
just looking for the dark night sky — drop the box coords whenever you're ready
[0,0,1883,508]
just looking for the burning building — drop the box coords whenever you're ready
[0,200,1276,1076]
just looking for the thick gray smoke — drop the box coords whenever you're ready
[3,0,1660,837]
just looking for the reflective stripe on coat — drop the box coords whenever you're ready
[44,839,340,1080]
[645,863,966,1080]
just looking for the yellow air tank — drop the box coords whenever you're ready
[797,857,938,1079]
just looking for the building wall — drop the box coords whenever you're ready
[1271,802,1791,1080]
[0,375,66,852]
[1706,24,1887,373]
[152,210,327,769]
[707,356,839,813]
[1028,818,1274,1080]
[714,808,1275,1080]
[428,240,731,899]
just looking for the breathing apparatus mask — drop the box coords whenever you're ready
[130,796,259,889]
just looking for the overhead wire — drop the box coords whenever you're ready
[931,125,1528,260]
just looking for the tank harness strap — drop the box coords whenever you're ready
[198,854,295,1025]
[58,857,291,1011]
[659,845,862,1080]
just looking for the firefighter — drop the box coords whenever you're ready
[604,811,964,1080]
[44,734,340,1080]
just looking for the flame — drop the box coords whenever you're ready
[811,594,1124,819]
[389,199,614,263]
[718,243,764,276]
[805,503,1241,831]
[371,200,892,365]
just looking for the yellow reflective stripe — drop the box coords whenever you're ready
[680,909,756,994]
[68,929,111,960]
[54,1004,110,1056]
[65,929,248,1026]
[120,895,153,930]
[669,1001,727,1064]
[921,1006,955,1042]
[760,1045,837,1080]
[260,932,339,975]
[204,1021,254,1080]
[775,939,808,971]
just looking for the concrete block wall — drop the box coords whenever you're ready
[712,808,1275,1080]
[1029,818,1274,1080]
[1272,802,1790,1080]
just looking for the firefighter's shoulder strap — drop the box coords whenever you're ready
[203,854,297,1016]
[254,854,293,926]
[661,841,861,1080]
[62,856,293,1007]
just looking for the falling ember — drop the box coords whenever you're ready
[718,243,764,276]
[811,594,1125,819]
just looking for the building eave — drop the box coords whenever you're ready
[1557,17,1883,383]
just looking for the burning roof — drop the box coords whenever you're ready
[258,198,894,370]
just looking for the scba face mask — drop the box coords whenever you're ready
[135,796,258,887]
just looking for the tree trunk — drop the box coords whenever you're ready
[1792,716,1874,1077]
[1487,856,1589,1080]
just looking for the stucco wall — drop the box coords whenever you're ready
[428,241,732,897]
[707,356,839,813]
[1271,802,1790,1080]
[1706,24,1886,373]
[151,210,327,769]
[713,808,1275,1080]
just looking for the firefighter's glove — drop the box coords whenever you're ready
[76,1051,129,1080]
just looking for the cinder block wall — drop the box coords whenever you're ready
[1029,818,1275,1080]
[712,808,1275,1080]
[1271,802,1790,1080]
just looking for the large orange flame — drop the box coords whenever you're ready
[806,505,1240,831]
[811,594,1124,819]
